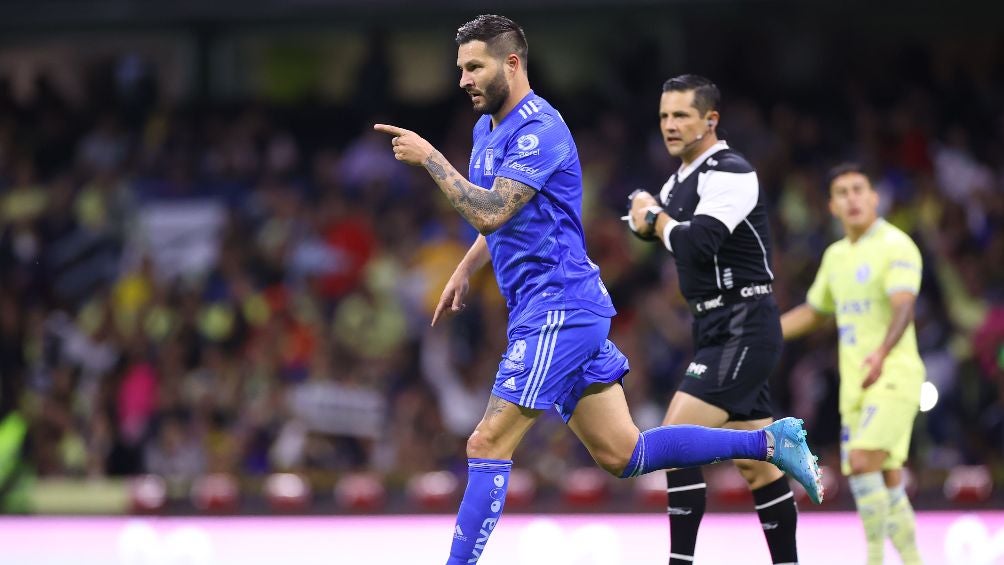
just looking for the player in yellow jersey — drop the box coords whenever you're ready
[781,163,923,565]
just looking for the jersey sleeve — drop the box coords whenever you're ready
[692,169,759,232]
[495,114,569,191]
[806,248,836,314]
[884,235,923,296]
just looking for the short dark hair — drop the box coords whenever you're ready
[456,14,528,68]
[662,74,720,115]
[826,162,872,190]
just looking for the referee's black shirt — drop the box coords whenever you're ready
[657,141,774,301]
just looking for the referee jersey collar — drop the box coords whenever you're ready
[677,140,729,182]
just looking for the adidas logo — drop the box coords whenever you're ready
[502,377,517,391]
[454,524,467,541]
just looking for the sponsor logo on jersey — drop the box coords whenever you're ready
[515,134,541,157]
[508,161,539,175]
[517,134,539,151]
[838,300,872,315]
[890,259,919,272]
[685,362,708,378]
[838,324,857,345]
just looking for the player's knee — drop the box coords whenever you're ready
[848,450,884,475]
[734,458,759,481]
[848,458,875,476]
[593,446,634,477]
[734,458,781,488]
[466,429,497,458]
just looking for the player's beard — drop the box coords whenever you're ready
[471,69,509,116]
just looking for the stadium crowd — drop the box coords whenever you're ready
[0,32,1002,510]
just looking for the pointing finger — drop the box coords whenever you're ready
[431,294,450,327]
[373,123,409,137]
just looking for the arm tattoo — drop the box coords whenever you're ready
[449,177,535,233]
[424,154,450,181]
[423,151,536,233]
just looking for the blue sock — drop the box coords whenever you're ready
[620,425,767,478]
[447,458,512,564]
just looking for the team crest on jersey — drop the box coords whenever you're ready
[484,148,495,176]
[503,339,527,371]
[856,264,871,283]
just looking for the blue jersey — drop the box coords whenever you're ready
[469,91,616,326]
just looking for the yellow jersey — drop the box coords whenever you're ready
[806,218,925,413]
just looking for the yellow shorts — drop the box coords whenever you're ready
[840,393,918,476]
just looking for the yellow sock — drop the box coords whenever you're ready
[887,484,923,564]
[849,472,888,565]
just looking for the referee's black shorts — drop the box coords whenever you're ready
[676,295,782,421]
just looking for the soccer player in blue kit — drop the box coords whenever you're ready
[374,14,823,563]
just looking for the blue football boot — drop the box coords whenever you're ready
[765,417,824,504]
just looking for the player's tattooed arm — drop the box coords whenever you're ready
[423,151,536,234]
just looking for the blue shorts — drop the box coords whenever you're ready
[493,309,630,422]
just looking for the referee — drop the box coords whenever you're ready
[626,75,799,565]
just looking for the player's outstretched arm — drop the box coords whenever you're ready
[431,235,490,327]
[373,123,535,234]
[780,303,830,340]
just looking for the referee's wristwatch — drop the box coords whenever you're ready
[642,205,663,236]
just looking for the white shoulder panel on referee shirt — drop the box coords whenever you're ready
[693,170,759,232]
[659,177,675,203]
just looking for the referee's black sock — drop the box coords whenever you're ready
[753,475,799,564]
[666,467,706,564]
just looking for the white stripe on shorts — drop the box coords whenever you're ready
[527,309,565,406]
[518,311,558,406]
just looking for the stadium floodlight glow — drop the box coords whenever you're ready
[265,473,309,499]
[919,381,939,412]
